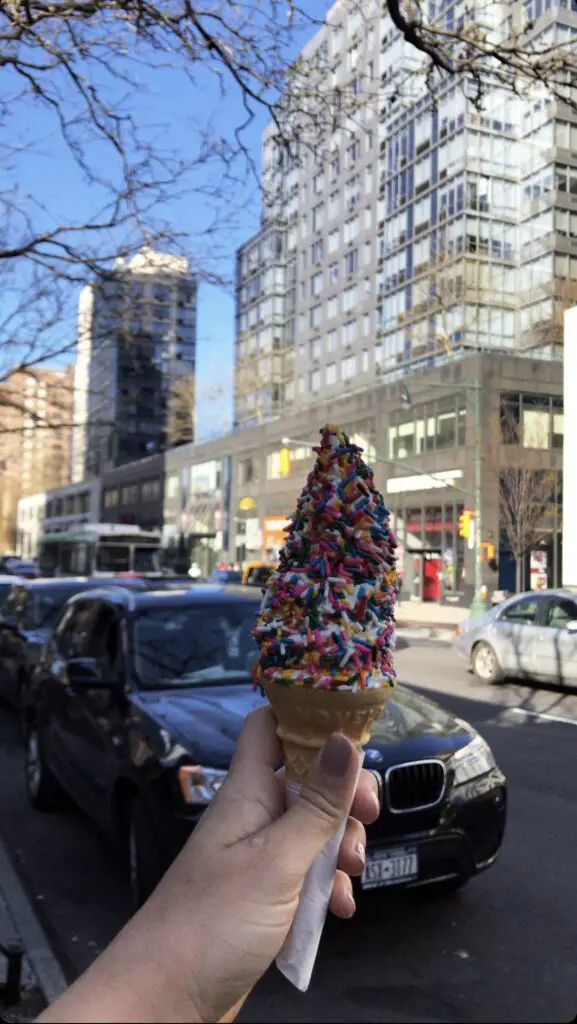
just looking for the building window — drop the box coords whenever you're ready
[344,248,359,275]
[344,215,360,243]
[500,391,563,449]
[166,473,179,498]
[341,354,357,380]
[327,295,339,319]
[311,271,324,297]
[327,328,338,352]
[312,203,325,232]
[343,284,358,312]
[343,320,357,345]
[552,398,564,449]
[326,362,337,386]
[328,261,339,284]
[311,238,324,263]
[309,304,322,328]
[141,480,160,502]
[328,228,340,252]
[309,337,322,361]
[389,398,468,458]
[361,349,369,372]
[309,369,321,392]
[104,488,118,508]
[522,395,551,449]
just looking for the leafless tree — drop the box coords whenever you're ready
[383,0,577,112]
[0,0,575,396]
[499,465,557,593]
[498,410,558,592]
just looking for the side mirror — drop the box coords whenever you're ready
[566,621,577,634]
[66,657,117,689]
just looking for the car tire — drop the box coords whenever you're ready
[25,726,64,811]
[471,641,503,684]
[127,797,164,911]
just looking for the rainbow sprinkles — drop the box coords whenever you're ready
[252,423,398,692]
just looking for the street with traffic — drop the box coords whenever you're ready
[0,636,574,1024]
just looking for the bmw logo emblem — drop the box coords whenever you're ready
[363,748,382,764]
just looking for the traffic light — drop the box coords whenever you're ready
[279,447,292,477]
[458,510,474,539]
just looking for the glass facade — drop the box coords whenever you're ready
[388,395,467,459]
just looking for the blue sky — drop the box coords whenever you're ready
[3,2,332,439]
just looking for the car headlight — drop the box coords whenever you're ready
[178,765,227,806]
[450,735,495,786]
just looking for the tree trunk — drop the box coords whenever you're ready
[516,556,522,594]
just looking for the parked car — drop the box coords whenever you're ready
[0,575,24,606]
[23,585,507,910]
[0,557,40,578]
[241,562,272,587]
[455,588,577,686]
[0,577,151,707]
[207,568,243,585]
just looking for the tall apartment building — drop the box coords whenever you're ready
[0,367,73,551]
[72,247,197,481]
[234,0,574,429]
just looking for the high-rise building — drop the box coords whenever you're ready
[72,247,197,481]
[234,0,571,428]
[0,367,73,551]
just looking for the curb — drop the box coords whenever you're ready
[0,834,67,1006]
[397,624,457,644]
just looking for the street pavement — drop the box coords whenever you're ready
[0,641,576,1023]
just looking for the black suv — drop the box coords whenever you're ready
[23,585,506,910]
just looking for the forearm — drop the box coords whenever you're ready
[37,905,203,1024]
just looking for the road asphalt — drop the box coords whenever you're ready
[0,641,575,1023]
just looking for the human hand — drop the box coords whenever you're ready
[139,705,380,1022]
[38,706,380,1024]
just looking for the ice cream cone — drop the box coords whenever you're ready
[264,680,391,783]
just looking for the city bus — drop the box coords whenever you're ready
[38,523,162,577]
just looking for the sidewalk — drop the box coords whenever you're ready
[0,833,66,1017]
[396,600,468,642]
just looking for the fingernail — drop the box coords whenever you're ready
[319,734,353,777]
[355,842,365,864]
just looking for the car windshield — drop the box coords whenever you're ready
[133,547,159,572]
[209,569,242,584]
[133,603,258,687]
[29,586,87,628]
[96,544,131,572]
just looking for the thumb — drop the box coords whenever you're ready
[269,734,360,878]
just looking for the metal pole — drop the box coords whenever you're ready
[470,367,486,616]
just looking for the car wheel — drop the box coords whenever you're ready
[127,797,164,911]
[471,642,503,684]
[25,726,64,811]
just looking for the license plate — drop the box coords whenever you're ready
[361,845,419,890]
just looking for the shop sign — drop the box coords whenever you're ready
[263,515,291,551]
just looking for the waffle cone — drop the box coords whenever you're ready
[264,682,391,784]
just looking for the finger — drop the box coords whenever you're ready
[207,707,284,841]
[227,706,282,788]
[336,817,366,876]
[269,734,361,878]
[328,869,356,919]
[350,769,380,825]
